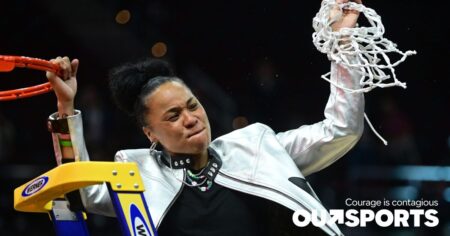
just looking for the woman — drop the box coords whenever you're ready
[46,1,364,235]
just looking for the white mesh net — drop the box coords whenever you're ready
[313,0,416,93]
[312,0,416,144]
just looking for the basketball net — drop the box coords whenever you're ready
[313,0,416,145]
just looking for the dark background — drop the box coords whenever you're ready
[0,0,448,235]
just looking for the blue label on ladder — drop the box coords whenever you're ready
[130,204,152,236]
[22,176,49,197]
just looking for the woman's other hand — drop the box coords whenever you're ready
[330,0,362,32]
[46,56,79,117]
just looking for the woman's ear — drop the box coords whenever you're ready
[142,126,156,143]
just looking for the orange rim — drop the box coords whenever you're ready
[0,55,60,101]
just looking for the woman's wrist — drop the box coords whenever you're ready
[57,101,75,118]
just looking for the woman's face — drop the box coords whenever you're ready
[143,81,211,156]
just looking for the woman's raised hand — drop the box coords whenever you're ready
[330,0,362,32]
[46,56,79,117]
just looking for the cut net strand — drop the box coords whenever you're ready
[312,0,416,144]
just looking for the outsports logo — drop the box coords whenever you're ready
[21,176,49,197]
[130,204,153,236]
[292,209,439,228]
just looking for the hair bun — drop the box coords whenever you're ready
[109,58,175,115]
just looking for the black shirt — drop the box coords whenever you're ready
[158,181,326,236]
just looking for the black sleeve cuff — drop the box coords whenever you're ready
[47,117,70,134]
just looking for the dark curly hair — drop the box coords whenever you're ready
[108,58,185,127]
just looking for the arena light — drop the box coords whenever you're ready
[115,9,131,25]
[151,42,168,58]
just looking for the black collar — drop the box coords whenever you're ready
[158,147,222,181]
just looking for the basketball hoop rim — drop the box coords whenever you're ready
[0,55,61,101]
